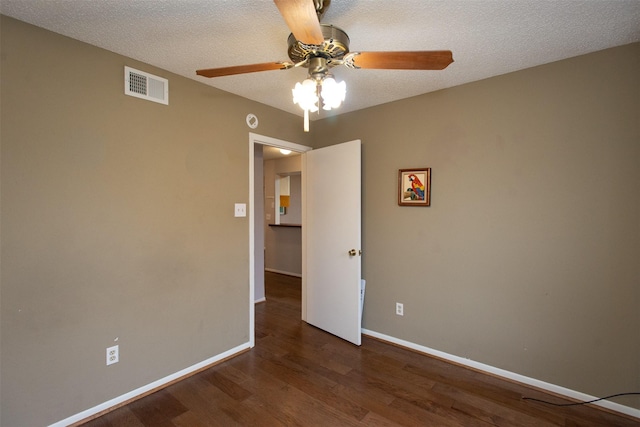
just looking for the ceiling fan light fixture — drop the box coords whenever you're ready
[292,77,320,132]
[280,149,292,155]
[320,76,346,110]
[292,73,346,130]
[292,78,319,112]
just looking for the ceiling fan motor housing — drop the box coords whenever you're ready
[287,24,350,67]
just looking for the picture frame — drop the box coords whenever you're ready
[398,168,431,206]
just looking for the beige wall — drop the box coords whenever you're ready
[0,16,309,426]
[314,43,640,409]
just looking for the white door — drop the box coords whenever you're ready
[303,140,362,345]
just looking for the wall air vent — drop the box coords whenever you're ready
[124,66,168,105]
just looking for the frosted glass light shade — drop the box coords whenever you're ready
[292,75,347,131]
[321,77,346,111]
[292,78,319,112]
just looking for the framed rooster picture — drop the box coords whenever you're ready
[398,168,431,206]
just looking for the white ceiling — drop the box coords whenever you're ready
[2,1,639,120]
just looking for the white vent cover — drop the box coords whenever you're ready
[124,66,168,105]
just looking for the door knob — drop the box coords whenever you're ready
[348,249,357,256]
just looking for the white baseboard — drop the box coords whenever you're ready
[49,342,251,427]
[264,268,302,278]
[362,329,640,420]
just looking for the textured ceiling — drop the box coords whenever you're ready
[2,1,639,120]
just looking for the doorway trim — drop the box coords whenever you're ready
[249,132,312,347]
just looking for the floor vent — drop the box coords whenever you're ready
[124,66,168,105]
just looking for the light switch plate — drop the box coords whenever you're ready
[234,203,247,217]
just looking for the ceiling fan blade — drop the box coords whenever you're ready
[273,0,324,45]
[352,51,454,70]
[196,62,289,78]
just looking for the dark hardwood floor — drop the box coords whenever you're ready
[82,272,638,426]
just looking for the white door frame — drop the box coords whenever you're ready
[248,132,312,347]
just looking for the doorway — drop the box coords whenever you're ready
[248,133,312,347]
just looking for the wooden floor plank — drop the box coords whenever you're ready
[81,406,146,427]
[127,389,187,426]
[167,376,241,426]
[387,397,470,427]
[81,272,639,426]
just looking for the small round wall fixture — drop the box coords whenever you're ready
[246,113,259,129]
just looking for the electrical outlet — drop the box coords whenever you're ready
[396,302,404,316]
[234,203,247,217]
[106,345,119,366]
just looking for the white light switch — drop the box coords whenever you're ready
[234,203,247,217]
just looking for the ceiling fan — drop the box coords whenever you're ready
[196,0,453,130]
